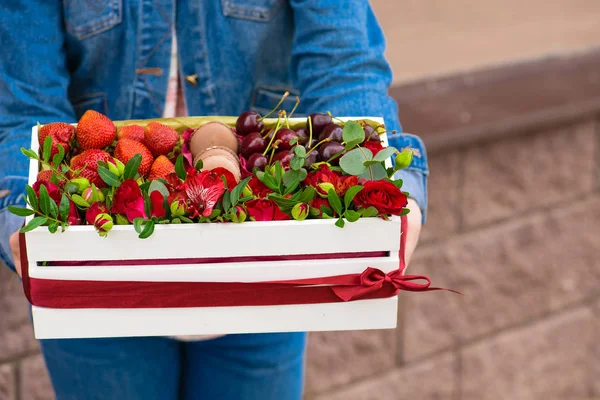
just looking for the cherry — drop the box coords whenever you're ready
[319,142,345,166]
[240,132,266,158]
[363,125,379,141]
[236,111,264,136]
[308,113,332,135]
[319,123,343,142]
[304,151,320,169]
[271,151,293,167]
[247,153,268,171]
[295,127,309,143]
[275,128,299,151]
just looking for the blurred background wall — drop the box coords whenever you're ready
[1,1,599,399]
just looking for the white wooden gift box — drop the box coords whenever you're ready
[24,117,402,339]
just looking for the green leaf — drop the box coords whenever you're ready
[139,220,155,239]
[20,216,48,233]
[97,166,121,187]
[231,176,251,206]
[7,206,35,217]
[290,156,304,171]
[71,194,89,208]
[359,206,379,218]
[299,186,316,204]
[43,136,53,163]
[293,145,306,157]
[123,154,142,180]
[335,217,345,228]
[180,216,194,223]
[171,218,181,224]
[53,143,65,166]
[283,168,307,187]
[133,218,145,234]
[327,189,343,216]
[268,194,299,213]
[48,222,59,234]
[344,209,361,222]
[148,180,170,198]
[222,191,231,212]
[394,149,413,170]
[392,178,403,188]
[257,171,279,192]
[59,194,70,222]
[399,208,410,216]
[360,163,388,181]
[274,161,284,186]
[283,179,300,196]
[339,147,373,176]
[373,146,397,163]
[175,154,187,180]
[342,121,364,148]
[363,160,381,167]
[320,205,334,218]
[194,158,203,171]
[344,185,363,209]
[21,148,38,159]
[25,185,38,211]
[48,198,59,219]
[63,182,78,195]
[38,184,51,215]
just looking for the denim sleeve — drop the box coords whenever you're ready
[0,1,76,271]
[289,0,429,222]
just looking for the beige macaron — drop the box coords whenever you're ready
[190,122,239,158]
[193,146,241,182]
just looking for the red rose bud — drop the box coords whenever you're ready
[170,198,187,217]
[394,149,413,170]
[231,206,247,223]
[317,182,335,198]
[94,213,113,237]
[292,202,309,221]
[86,202,108,225]
[82,184,105,204]
[242,184,253,198]
[69,177,90,193]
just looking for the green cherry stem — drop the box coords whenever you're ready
[288,96,300,119]
[262,115,284,156]
[306,137,332,156]
[259,92,290,121]
[308,114,313,147]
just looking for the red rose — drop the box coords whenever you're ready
[211,167,237,190]
[363,140,384,156]
[32,181,61,203]
[86,202,108,225]
[353,180,408,215]
[248,176,272,198]
[112,179,147,222]
[150,191,166,218]
[246,199,289,221]
[184,169,225,218]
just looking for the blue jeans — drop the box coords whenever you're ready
[40,333,307,400]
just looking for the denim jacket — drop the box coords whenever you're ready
[0,0,429,271]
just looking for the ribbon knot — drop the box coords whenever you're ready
[332,267,459,302]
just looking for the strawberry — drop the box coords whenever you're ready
[36,170,54,183]
[114,138,153,177]
[69,149,112,188]
[148,156,175,181]
[144,122,179,157]
[118,125,145,142]
[76,110,116,150]
[38,122,75,158]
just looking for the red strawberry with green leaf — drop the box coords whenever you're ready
[148,155,175,181]
[38,122,75,158]
[144,122,179,157]
[118,125,145,142]
[76,110,116,150]
[69,149,112,188]
[114,138,154,177]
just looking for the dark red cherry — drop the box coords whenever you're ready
[363,125,379,141]
[240,132,267,158]
[319,123,343,142]
[271,151,294,167]
[319,142,345,166]
[308,113,332,135]
[304,151,320,169]
[275,128,299,151]
[295,127,309,143]
[247,153,268,171]
[236,111,264,136]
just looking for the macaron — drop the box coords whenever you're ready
[194,146,241,182]
[190,122,239,158]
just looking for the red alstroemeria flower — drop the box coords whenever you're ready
[211,167,237,190]
[150,191,167,218]
[246,199,289,221]
[112,179,147,222]
[184,169,226,218]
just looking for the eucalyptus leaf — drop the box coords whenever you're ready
[293,145,306,157]
[148,180,170,198]
[342,121,364,147]
[372,146,397,163]
[20,216,48,233]
[339,147,372,176]
[289,156,304,171]
[360,163,388,181]
[97,166,121,187]
[123,154,142,180]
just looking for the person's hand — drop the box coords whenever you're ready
[9,230,21,277]
[403,198,422,268]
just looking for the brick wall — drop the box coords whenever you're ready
[1,120,599,400]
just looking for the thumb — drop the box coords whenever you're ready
[9,231,22,277]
